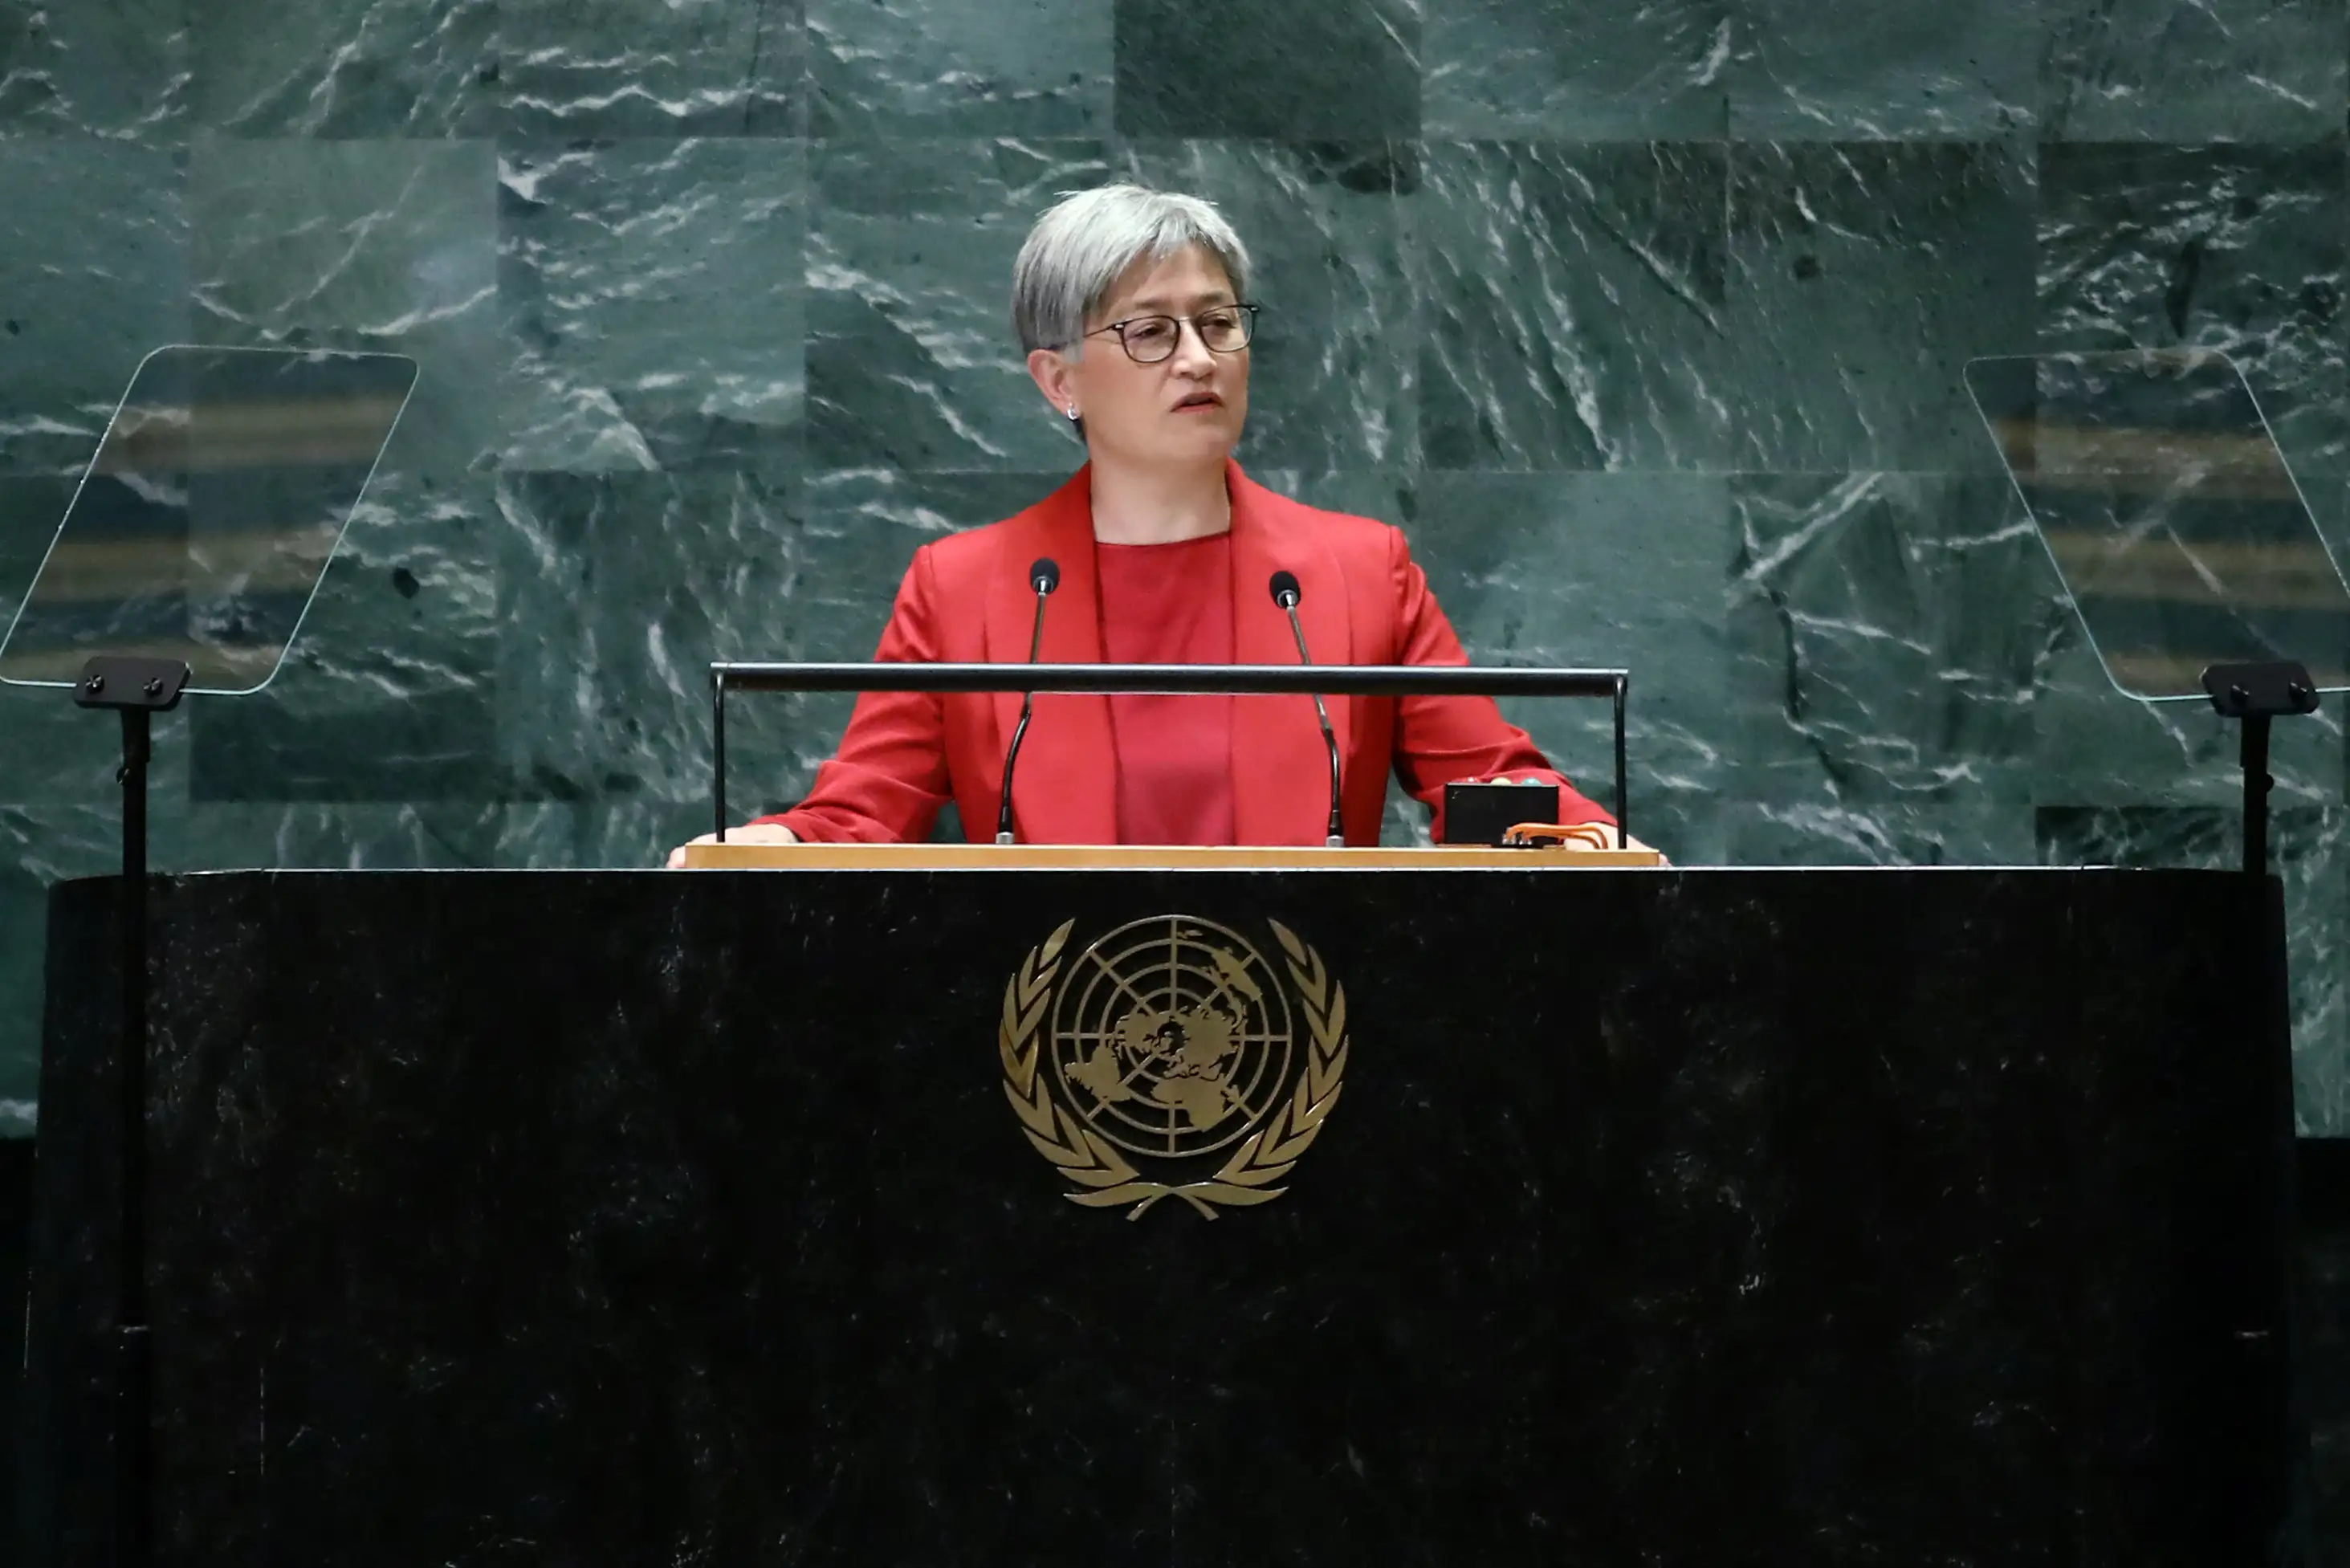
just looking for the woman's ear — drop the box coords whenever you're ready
[1027,347,1077,417]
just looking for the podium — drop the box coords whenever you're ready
[24,861,2296,1563]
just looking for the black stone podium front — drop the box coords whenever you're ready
[26,865,2297,1564]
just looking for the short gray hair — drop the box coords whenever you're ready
[1012,184,1251,355]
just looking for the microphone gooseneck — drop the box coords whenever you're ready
[1268,572,1345,849]
[997,557,1061,844]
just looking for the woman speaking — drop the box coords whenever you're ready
[672,184,1635,857]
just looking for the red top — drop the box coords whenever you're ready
[1096,534,1238,846]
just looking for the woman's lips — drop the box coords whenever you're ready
[1173,393,1223,412]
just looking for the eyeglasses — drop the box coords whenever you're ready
[1082,303,1259,364]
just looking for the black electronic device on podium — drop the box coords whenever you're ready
[0,345,415,1566]
[1968,348,2350,877]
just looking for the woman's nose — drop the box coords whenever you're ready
[1167,318,1217,371]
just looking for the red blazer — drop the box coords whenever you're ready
[765,462,1614,846]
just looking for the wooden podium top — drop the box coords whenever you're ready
[680,841,1664,870]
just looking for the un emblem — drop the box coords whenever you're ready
[999,916,1351,1218]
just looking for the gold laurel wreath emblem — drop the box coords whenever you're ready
[998,918,1350,1220]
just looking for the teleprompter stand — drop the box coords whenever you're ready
[2201,661,2321,877]
[0,343,418,1567]
[1964,350,2348,885]
[73,654,190,1568]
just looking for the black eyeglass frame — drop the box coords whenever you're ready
[1079,303,1261,364]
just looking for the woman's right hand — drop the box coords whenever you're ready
[666,822,798,868]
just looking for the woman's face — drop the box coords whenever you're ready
[1030,244,1250,468]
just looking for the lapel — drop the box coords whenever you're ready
[980,462,1357,845]
[983,467,1118,844]
[1226,462,1357,845]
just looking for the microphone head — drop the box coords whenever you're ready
[1269,569,1301,609]
[1030,556,1061,594]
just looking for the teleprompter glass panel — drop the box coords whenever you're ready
[1965,349,2350,702]
[0,345,417,695]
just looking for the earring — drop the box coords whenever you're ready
[1065,405,1080,421]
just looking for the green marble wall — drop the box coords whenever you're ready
[2,0,2348,1133]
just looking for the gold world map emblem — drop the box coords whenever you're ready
[999,916,1350,1218]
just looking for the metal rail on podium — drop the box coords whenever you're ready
[707,660,1634,843]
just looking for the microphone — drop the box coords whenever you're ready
[996,557,1061,844]
[1269,571,1345,849]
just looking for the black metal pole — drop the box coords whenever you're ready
[710,660,1626,698]
[2200,662,2314,881]
[70,654,187,1568]
[116,705,153,1568]
[713,670,729,842]
[2242,710,2272,878]
[1612,677,1629,840]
